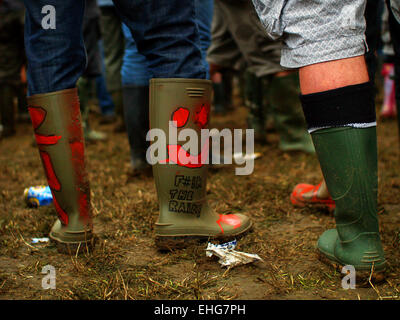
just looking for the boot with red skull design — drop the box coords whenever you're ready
[28,88,95,253]
[149,78,252,250]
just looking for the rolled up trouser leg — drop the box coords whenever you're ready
[300,82,386,277]
[149,78,252,250]
[28,88,94,252]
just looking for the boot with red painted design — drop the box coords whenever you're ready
[290,179,335,212]
[149,78,252,250]
[28,88,95,254]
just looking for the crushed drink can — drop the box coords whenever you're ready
[24,186,53,208]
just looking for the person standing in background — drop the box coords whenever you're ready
[97,0,125,132]
[0,0,26,139]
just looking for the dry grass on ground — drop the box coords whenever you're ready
[0,93,400,300]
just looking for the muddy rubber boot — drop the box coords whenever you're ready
[0,84,16,137]
[122,84,151,175]
[221,71,234,111]
[212,81,225,114]
[312,126,386,280]
[269,73,314,153]
[112,89,126,132]
[212,71,234,114]
[27,88,95,254]
[150,78,252,250]
[290,180,335,212]
[244,71,267,143]
[78,77,107,142]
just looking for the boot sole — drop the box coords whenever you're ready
[290,193,335,213]
[49,233,97,255]
[317,250,386,287]
[155,224,253,251]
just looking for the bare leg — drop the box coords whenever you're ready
[298,56,369,201]
[298,55,386,275]
[299,56,369,95]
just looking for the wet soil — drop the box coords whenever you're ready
[0,94,399,300]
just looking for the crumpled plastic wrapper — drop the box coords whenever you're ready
[206,240,262,268]
[31,237,49,245]
[233,152,262,162]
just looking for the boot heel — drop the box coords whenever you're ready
[51,233,97,255]
[317,250,386,287]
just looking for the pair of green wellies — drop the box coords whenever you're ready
[28,78,386,280]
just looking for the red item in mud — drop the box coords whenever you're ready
[290,182,335,212]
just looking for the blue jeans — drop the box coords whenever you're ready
[195,0,214,79]
[95,40,115,115]
[24,0,207,95]
[121,23,149,86]
[121,0,213,86]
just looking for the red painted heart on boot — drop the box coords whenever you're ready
[171,107,190,128]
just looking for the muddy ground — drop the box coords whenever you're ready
[0,88,400,301]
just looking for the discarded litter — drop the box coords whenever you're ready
[233,152,262,162]
[206,240,262,268]
[24,186,53,208]
[31,237,50,244]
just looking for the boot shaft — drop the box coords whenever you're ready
[312,126,379,238]
[149,78,252,242]
[27,88,92,232]
[122,84,150,162]
[150,79,212,223]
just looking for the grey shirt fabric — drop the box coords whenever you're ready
[252,0,368,68]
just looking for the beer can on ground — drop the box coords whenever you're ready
[24,186,53,207]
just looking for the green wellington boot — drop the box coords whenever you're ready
[77,77,108,142]
[112,89,126,133]
[122,84,152,176]
[28,88,95,253]
[212,81,225,114]
[269,73,314,153]
[244,71,267,143]
[313,126,386,279]
[150,78,252,250]
[212,70,234,114]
